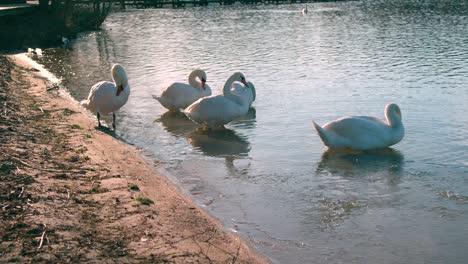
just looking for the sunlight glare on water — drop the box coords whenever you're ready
[39,1,468,263]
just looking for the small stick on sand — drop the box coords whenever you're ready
[38,224,47,249]
[18,186,25,198]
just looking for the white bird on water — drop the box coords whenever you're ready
[183,72,251,127]
[313,103,404,150]
[231,81,256,107]
[153,69,212,112]
[80,64,130,130]
[302,5,308,15]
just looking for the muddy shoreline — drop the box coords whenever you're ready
[0,54,267,263]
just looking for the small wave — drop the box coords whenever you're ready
[438,190,468,201]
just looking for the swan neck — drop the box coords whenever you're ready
[223,75,236,97]
[386,111,402,128]
[223,75,242,104]
[188,70,203,89]
[113,71,128,89]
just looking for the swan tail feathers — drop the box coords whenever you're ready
[313,121,333,147]
[152,94,161,101]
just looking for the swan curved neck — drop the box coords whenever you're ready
[223,75,242,104]
[113,71,128,89]
[386,111,402,128]
[188,70,204,89]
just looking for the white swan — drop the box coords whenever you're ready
[302,5,308,15]
[231,81,256,107]
[313,103,404,150]
[183,72,250,127]
[80,64,130,129]
[153,69,212,112]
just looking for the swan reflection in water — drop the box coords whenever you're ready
[316,148,405,184]
[157,107,256,136]
[187,127,252,177]
[187,128,250,157]
[156,111,198,137]
[230,107,256,129]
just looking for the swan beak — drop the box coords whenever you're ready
[241,79,249,89]
[201,78,206,90]
[116,85,124,96]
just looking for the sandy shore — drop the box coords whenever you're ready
[0,54,268,263]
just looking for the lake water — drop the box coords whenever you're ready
[38,0,468,263]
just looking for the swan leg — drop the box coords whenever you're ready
[97,112,102,128]
[112,112,116,130]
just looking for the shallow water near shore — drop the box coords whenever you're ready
[37,0,468,263]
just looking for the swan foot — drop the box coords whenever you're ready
[112,112,116,130]
[97,112,102,128]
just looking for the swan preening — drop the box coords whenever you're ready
[81,64,130,129]
[80,64,408,156]
[183,72,251,127]
[231,81,256,107]
[313,103,404,150]
[153,69,212,112]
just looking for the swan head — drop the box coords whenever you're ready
[111,64,128,96]
[189,69,208,90]
[232,72,249,88]
[385,103,402,126]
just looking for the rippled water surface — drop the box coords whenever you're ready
[39,1,468,263]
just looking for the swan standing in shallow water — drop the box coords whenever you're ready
[231,81,256,107]
[183,72,250,127]
[313,103,404,150]
[153,69,211,112]
[81,64,129,129]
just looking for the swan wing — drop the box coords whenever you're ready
[159,82,205,110]
[83,81,116,114]
[231,82,254,106]
[323,116,392,149]
[185,95,245,126]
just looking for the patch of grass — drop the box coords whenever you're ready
[70,124,81,130]
[68,155,80,162]
[43,128,54,134]
[128,183,140,192]
[62,108,78,116]
[90,182,109,194]
[134,196,153,206]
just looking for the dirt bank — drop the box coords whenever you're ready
[0,54,267,263]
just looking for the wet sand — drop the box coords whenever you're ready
[0,54,267,263]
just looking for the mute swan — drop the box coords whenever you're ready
[183,72,250,127]
[80,64,130,129]
[231,81,256,107]
[153,69,211,112]
[313,103,404,150]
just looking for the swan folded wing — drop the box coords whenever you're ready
[161,82,204,109]
[231,82,254,106]
[324,117,392,149]
[86,81,120,115]
[185,95,245,126]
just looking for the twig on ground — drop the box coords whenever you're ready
[38,224,47,249]
[18,186,25,198]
